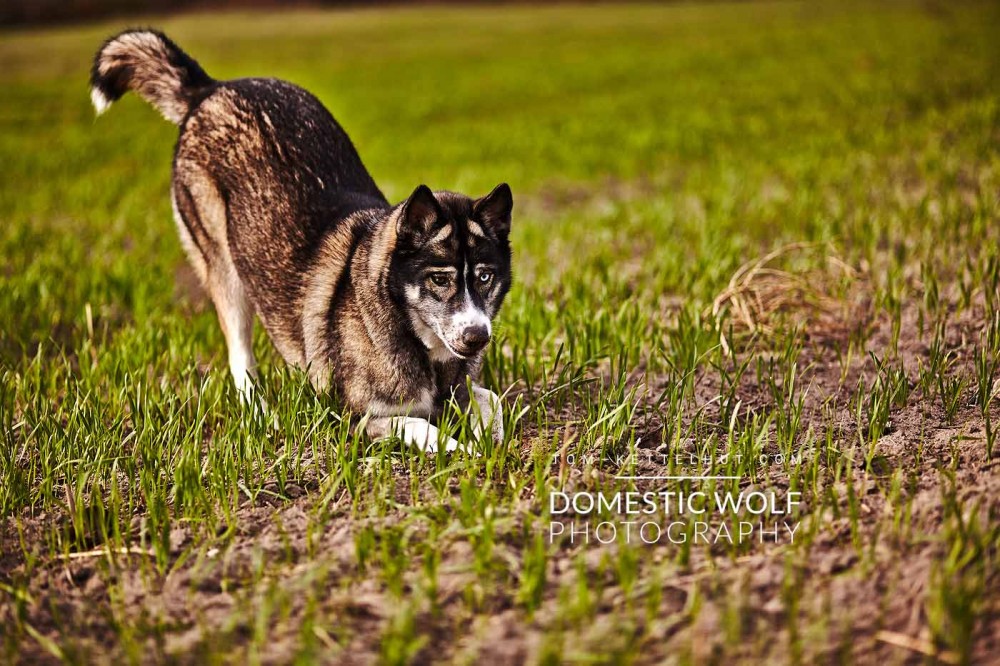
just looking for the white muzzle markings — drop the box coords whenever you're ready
[444,296,491,353]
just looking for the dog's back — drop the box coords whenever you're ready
[93,30,388,370]
[174,78,387,361]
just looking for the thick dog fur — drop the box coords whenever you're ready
[91,29,512,452]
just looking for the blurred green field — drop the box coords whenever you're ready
[1,2,999,664]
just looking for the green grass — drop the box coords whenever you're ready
[2,1,1000,663]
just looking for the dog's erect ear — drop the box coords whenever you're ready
[397,185,441,245]
[473,183,513,237]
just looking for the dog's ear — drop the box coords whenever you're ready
[397,185,441,245]
[473,183,513,237]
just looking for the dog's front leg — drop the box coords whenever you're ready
[469,385,504,444]
[365,416,463,454]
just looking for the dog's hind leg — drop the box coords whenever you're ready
[210,269,258,399]
[172,181,259,403]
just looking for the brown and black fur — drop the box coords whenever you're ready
[91,29,512,451]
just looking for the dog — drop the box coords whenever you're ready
[90,29,512,453]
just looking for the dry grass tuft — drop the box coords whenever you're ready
[710,242,866,355]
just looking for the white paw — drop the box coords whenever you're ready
[471,386,503,445]
[421,435,464,454]
[235,380,278,430]
[392,417,469,454]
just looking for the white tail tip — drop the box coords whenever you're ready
[90,87,111,115]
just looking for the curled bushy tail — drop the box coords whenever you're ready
[90,29,213,124]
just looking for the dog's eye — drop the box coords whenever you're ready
[477,269,494,285]
[428,273,451,288]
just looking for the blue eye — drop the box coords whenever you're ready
[478,270,493,285]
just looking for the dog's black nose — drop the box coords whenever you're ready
[460,325,490,352]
